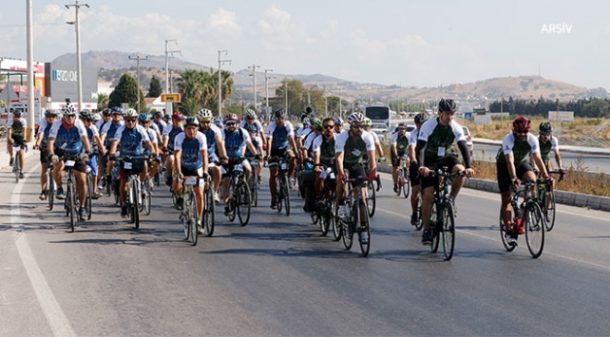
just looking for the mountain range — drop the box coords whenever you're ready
[53,51,609,103]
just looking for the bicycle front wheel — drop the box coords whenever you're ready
[499,210,517,252]
[543,191,556,232]
[67,180,76,232]
[358,199,371,257]
[366,180,376,218]
[86,173,93,220]
[130,178,140,229]
[525,201,545,258]
[430,204,440,253]
[236,181,251,226]
[341,203,354,250]
[281,175,290,216]
[203,185,215,237]
[47,168,55,210]
[188,191,198,246]
[402,168,410,198]
[441,200,455,261]
[331,201,342,241]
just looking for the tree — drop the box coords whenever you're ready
[176,70,217,115]
[209,70,234,115]
[108,73,144,110]
[97,93,109,109]
[147,76,162,97]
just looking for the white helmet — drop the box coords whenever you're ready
[347,112,365,124]
[198,108,213,119]
[245,109,257,119]
[124,108,138,119]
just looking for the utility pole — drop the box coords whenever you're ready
[284,78,288,115]
[248,64,260,110]
[264,69,273,111]
[128,55,148,112]
[307,87,311,106]
[65,0,89,111]
[324,96,328,117]
[26,0,35,141]
[164,39,178,93]
[217,50,231,117]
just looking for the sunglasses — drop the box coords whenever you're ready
[125,118,137,122]
[226,122,236,126]
[351,124,363,129]
[201,120,211,124]
[323,125,335,129]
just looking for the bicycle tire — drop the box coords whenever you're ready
[236,181,251,226]
[402,168,410,198]
[441,200,455,261]
[415,203,423,231]
[430,203,440,253]
[86,173,93,220]
[68,180,76,232]
[331,201,342,241]
[525,201,545,258]
[341,203,354,250]
[276,176,284,214]
[498,211,517,252]
[366,180,376,218]
[130,178,140,229]
[14,155,20,183]
[282,175,290,216]
[204,185,215,237]
[47,167,55,210]
[358,199,371,257]
[543,190,556,232]
[188,190,198,246]
[320,207,330,236]
[227,184,237,222]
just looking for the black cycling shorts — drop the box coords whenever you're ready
[56,149,89,173]
[496,160,534,193]
[343,162,367,188]
[409,161,420,186]
[420,155,460,189]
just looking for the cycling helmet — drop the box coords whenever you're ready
[305,106,313,114]
[62,105,77,116]
[153,110,163,117]
[245,109,257,119]
[101,108,112,116]
[414,112,428,125]
[185,116,200,127]
[172,111,183,119]
[123,108,138,119]
[198,108,213,121]
[334,116,344,125]
[363,117,372,128]
[347,112,365,124]
[79,110,92,120]
[312,118,323,130]
[397,122,407,129]
[438,98,457,113]
[213,117,223,128]
[224,113,238,124]
[539,121,552,134]
[138,112,151,122]
[45,109,59,117]
[110,106,123,115]
[512,115,531,133]
[274,108,287,119]
[92,112,101,122]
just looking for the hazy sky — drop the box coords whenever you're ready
[2,0,609,89]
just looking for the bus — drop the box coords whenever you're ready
[365,104,391,139]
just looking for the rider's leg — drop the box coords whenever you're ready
[449,164,466,201]
[41,162,48,192]
[74,171,87,207]
[211,166,221,192]
[18,148,24,172]
[269,168,278,204]
[54,161,64,187]
[194,186,204,219]
[420,185,435,231]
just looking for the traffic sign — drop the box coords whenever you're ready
[161,93,181,102]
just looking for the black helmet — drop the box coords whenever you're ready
[274,108,287,119]
[438,98,457,113]
[79,110,93,120]
[414,112,428,125]
[539,121,552,134]
[185,116,200,127]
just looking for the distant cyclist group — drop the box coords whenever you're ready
[6,97,564,258]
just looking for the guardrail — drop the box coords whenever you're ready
[474,138,610,155]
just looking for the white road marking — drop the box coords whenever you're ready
[11,162,76,337]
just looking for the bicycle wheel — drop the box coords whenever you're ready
[524,201,545,258]
[358,199,371,257]
[227,184,237,222]
[276,176,284,214]
[203,185,215,237]
[331,201,342,241]
[366,180,376,218]
[414,203,423,231]
[499,211,517,252]
[188,191,198,246]
[430,203,440,253]
[320,205,330,236]
[86,173,93,220]
[14,155,20,183]
[47,168,55,210]
[282,175,290,216]
[130,178,140,229]
[441,200,455,261]
[341,203,354,250]
[249,176,258,207]
[67,180,76,232]
[543,191,556,232]
[182,196,191,240]
[236,181,251,226]
[143,183,152,216]
[113,179,120,205]
[402,168,410,198]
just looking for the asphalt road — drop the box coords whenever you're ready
[2,154,610,336]
[474,143,610,173]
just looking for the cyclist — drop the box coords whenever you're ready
[312,117,337,204]
[299,118,323,212]
[100,107,125,190]
[173,117,209,232]
[198,108,227,203]
[363,117,385,162]
[390,122,410,193]
[497,116,551,236]
[240,109,267,183]
[80,110,106,199]
[221,113,259,214]
[266,108,299,209]
[416,99,475,245]
[33,109,59,200]
[7,110,27,178]
[213,117,224,131]
[109,108,155,217]
[333,116,344,134]
[538,121,564,176]
[96,108,112,134]
[407,112,428,225]
[47,106,92,220]
[162,111,185,187]
[138,112,161,188]
[335,112,377,225]
[152,110,168,135]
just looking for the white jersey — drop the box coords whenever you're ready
[48,118,87,139]
[334,130,376,154]
[7,116,27,129]
[501,133,540,156]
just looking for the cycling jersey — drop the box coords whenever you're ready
[417,118,466,164]
[8,117,27,143]
[201,124,222,162]
[38,118,54,148]
[539,135,559,162]
[154,119,168,135]
[391,132,410,155]
[85,124,100,152]
[334,130,375,166]
[142,128,158,156]
[222,127,250,159]
[302,131,319,159]
[408,128,420,148]
[113,125,150,157]
[245,132,260,158]
[267,121,295,151]
[496,132,540,164]
[96,118,109,133]
[312,134,336,167]
[369,131,381,145]
[163,126,184,152]
[101,121,125,148]
[174,131,207,172]
[239,120,263,136]
[48,119,88,156]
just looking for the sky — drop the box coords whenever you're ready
[2,0,609,90]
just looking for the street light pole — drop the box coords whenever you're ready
[65,0,89,111]
[264,68,273,111]
[217,50,230,117]
[248,64,260,110]
[128,55,148,112]
[26,0,35,141]
[284,78,288,115]
[164,39,178,93]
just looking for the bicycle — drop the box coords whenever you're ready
[202,174,215,237]
[269,156,290,216]
[119,156,146,229]
[61,155,80,232]
[311,164,337,238]
[84,168,93,220]
[536,170,564,232]
[47,160,55,210]
[179,174,205,246]
[427,167,465,261]
[12,143,26,183]
[338,170,371,257]
[396,155,410,198]
[225,162,251,226]
[247,158,259,207]
[499,180,546,258]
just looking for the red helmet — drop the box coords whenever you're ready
[172,111,183,120]
[512,115,531,133]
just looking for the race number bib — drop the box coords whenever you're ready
[123,162,133,170]
[351,149,362,157]
[437,147,446,157]
[185,176,198,186]
[65,160,76,168]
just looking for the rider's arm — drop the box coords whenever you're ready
[144,140,155,154]
[415,139,427,169]
[335,151,344,179]
[47,138,55,155]
[6,127,12,145]
[375,142,384,157]
[109,140,118,156]
[289,135,299,159]
[504,153,518,181]
[174,150,182,176]
[201,149,208,174]
[532,152,549,180]
[80,135,91,154]
[457,140,472,169]
[215,134,228,160]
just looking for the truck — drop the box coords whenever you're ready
[364,104,391,140]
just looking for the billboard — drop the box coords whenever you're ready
[548,111,574,122]
[44,62,98,108]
